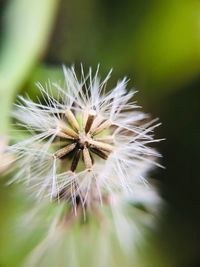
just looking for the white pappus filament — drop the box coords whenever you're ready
[8,65,162,210]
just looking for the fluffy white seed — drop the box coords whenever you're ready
[8,65,161,209]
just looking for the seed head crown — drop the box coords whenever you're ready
[8,65,162,210]
[54,109,113,172]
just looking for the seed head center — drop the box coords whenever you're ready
[53,109,114,172]
[78,133,90,148]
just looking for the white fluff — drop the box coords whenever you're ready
[8,65,162,209]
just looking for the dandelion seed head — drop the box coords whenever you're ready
[8,65,162,211]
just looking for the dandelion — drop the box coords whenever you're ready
[8,65,162,215]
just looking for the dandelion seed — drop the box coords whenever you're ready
[8,65,162,213]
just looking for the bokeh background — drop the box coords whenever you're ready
[0,0,200,266]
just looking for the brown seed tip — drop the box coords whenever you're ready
[83,147,93,169]
[85,110,96,134]
[65,109,80,131]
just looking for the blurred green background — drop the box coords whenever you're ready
[0,0,200,266]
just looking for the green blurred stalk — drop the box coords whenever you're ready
[0,0,60,134]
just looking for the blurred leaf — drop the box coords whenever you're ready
[0,0,60,134]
